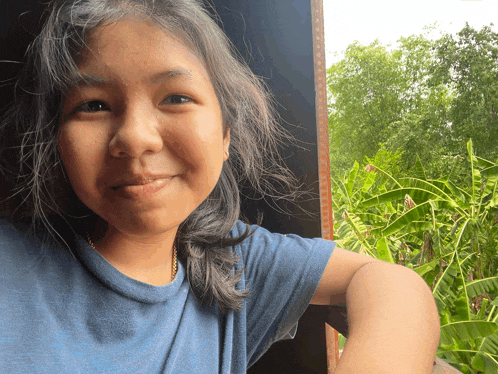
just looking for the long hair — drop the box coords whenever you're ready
[0,0,301,312]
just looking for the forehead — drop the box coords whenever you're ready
[74,18,208,84]
[85,18,176,49]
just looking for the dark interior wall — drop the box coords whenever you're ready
[211,1,323,238]
[0,1,328,372]
[0,1,46,111]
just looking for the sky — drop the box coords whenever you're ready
[323,0,498,67]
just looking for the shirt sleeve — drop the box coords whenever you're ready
[233,222,335,366]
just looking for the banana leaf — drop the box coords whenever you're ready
[467,276,498,299]
[454,253,472,322]
[440,320,498,346]
[472,350,498,373]
[361,169,377,193]
[346,161,359,197]
[476,156,496,169]
[413,258,439,276]
[333,179,352,207]
[413,155,427,181]
[431,180,457,196]
[360,188,436,207]
[355,212,385,224]
[481,165,498,180]
[481,165,498,197]
[360,188,460,210]
[454,218,473,250]
[468,140,482,204]
[375,237,395,263]
[448,180,472,206]
[399,177,456,202]
[396,220,433,235]
[438,349,498,374]
[433,253,460,311]
[460,253,478,278]
[362,163,401,188]
[380,202,432,237]
[380,200,456,237]
[472,330,498,372]
[338,213,376,257]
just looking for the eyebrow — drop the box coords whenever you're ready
[150,68,193,83]
[73,68,194,87]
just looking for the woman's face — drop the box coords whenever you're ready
[58,19,230,237]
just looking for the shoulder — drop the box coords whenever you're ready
[230,220,335,256]
[229,220,336,284]
[229,221,336,362]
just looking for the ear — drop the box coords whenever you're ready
[223,127,231,161]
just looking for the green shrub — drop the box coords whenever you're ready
[332,140,498,373]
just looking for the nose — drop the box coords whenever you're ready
[108,103,164,159]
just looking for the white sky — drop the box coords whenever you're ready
[323,0,498,67]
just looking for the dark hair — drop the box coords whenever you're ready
[0,0,301,312]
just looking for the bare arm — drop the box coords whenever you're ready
[311,248,440,373]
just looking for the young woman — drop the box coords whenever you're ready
[0,0,440,372]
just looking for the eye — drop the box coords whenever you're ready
[161,95,193,105]
[74,100,111,113]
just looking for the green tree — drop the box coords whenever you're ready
[328,24,498,181]
[327,41,406,176]
[430,23,498,162]
[385,33,454,177]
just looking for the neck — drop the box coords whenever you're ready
[88,218,178,286]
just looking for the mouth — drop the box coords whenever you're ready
[109,175,169,190]
[109,177,173,199]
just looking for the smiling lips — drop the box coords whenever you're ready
[110,177,173,199]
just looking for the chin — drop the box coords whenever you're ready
[107,211,185,237]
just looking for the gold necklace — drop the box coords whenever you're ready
[86,233,178,281]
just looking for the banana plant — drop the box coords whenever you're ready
[331,140,498,373]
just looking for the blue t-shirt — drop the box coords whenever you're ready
[0,218,335,373]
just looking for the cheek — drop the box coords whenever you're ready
[57,125,105,195]
[184,128,225,181]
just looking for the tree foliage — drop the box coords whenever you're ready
[327,41,406,173]
[327,24,498,181]
[430,24,498,161]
